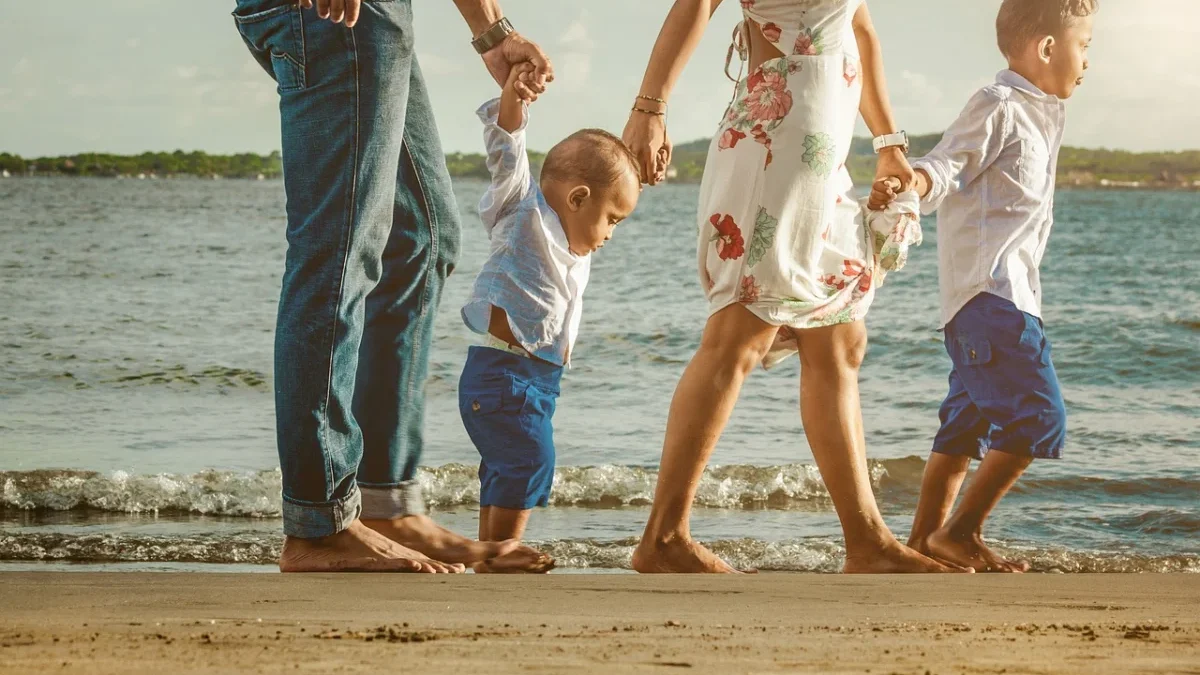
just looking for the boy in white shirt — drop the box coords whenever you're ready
[872,0,1097,572]
[459,64,641,573]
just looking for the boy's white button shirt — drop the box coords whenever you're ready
[462,98,589,367]
[912,70,1066,327]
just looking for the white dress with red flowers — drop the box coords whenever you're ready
[698,0,871,367]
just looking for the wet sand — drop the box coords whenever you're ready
[1,572,1197,674]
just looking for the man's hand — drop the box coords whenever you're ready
[299,0,362,28]
[482,33,554,102]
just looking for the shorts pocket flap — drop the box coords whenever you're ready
[956,336,993,366]
[464,390,506,416]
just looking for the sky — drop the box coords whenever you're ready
[0,0,1196,157]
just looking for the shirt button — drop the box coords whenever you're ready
[969,349,977,359]
[471,401,481,412]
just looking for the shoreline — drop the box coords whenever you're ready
[3,173,1200,191]
[1,572,1197,673]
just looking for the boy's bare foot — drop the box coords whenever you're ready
[278,520,464,573]
[362,514,520,565]
[632,534,749,574]
[926,527,1029,573]
[843,538,973,574]
[472,546,556,574]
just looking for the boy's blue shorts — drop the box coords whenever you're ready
[458,345,562,510]
[933,292,1066,461]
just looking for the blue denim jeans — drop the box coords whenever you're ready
[234,0,460,537]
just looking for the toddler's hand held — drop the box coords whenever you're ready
[868,176,902,211]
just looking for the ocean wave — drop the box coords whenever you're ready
[1,469,282,517]
[1014,475,1200,499]
[1083,509,1200,536]
[104,365,269,390]
[0,462,887,515]
[16,364,272,391]
[1168,315,1200,331]
[2,531,1196,573]
[5,461,1199,516]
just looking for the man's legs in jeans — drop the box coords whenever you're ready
[236,0,464,571]
[349,55,518,563]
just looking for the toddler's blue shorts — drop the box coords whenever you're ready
[459,345,562,509]
[933,292,1067,461]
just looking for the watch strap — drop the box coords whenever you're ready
[873,131,909,153]
[472,17,514,55]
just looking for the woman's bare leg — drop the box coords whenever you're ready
[796,322,964,573]
[633,305,779,573]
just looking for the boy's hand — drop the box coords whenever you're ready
[504,62,539,102]
[497,63,534,133]
[868,177,902,211]
[483,33,554,103]
[299,0,361,28]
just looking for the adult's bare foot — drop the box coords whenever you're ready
[472,545,556,574]
[926,527,1030,573]
[362,514,519,565]
[632,534,746,574]
[278,520,464,573]
[843,538,973,574]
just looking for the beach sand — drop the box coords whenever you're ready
[1,572,1197,674]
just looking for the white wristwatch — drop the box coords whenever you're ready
[872,131,909,154]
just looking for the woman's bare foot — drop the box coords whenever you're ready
[362,514,519,565]
[472,545,556,574]
[926,527,1030,573]
[632,534,748,574]
[278,520,464,573]
[842,538,972,574]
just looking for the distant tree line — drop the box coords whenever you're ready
[4,138,1199,188]
[0,150,283,178]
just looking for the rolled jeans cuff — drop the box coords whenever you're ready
[282,486,362,539]
[359,481,427,519]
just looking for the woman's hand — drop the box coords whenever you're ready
[622,110,671,185]
[868,147,914,210]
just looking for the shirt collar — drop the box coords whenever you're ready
[541,197,585,264]
[996,69,1062,105]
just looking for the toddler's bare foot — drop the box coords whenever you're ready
[632,534,749,574]
[363,514,519,565]
[843,539,972,574]
[907,535,932,556]
[279,520,463,573]
[926,527,1029,573]
[472,545,556,574]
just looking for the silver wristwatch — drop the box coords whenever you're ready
[472,17,514,54]
[872,131,909,154]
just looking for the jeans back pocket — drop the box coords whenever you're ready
[233,2,306,92]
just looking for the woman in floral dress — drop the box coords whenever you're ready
[622,0,961,573]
